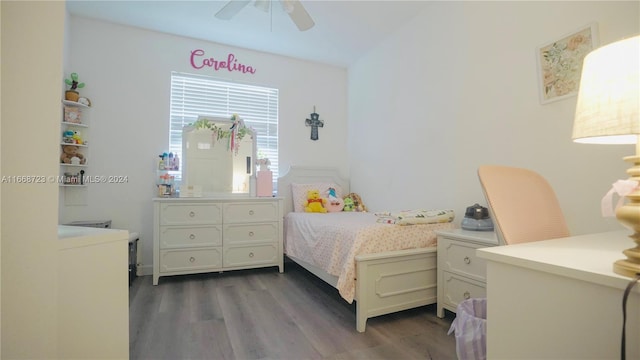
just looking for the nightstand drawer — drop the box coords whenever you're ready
[223,202,278,223]
[159,248,222,273]
[440,240,487,281]
[442,271,486,308]
[159,225,222,249]
[223,244,277,268]
[160,203,222,225]
[223,223,278,245]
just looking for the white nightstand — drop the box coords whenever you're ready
[436,228,498,318]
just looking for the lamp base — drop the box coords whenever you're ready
[613,233,640,276]
[614,258,640,277]
[613,154,640,277]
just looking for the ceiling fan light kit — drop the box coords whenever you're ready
[215,0,315,31]
[254,0,270,12]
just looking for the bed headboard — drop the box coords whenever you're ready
[277,166,350,215]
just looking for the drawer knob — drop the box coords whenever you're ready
[464,256,471,264]
[189,234,196,240]
[189,211,195,217]
[189,257,196,263]
[249,231,254,237]
[463,291,471,300]
[249,252,254,258]
[249,210,255,215]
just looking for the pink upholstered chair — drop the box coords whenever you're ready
[477,165,570,245]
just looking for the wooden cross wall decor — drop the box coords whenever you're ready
[305,107,324,141]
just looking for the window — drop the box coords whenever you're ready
[169,71,279,186]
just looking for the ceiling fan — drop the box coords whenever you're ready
[215,0,315,31]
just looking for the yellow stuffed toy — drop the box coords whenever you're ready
[304,189,327,213]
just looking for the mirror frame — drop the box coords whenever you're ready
[181,116,257,197]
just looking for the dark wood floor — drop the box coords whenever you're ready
[129,261,457,360]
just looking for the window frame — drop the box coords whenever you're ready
[169,71,279,190]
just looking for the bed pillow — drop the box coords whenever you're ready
[291,182,343,212]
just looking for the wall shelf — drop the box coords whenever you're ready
[62,121,89,128]
[62,99,90,108]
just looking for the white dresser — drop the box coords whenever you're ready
[477,230,640,359]
[436,228,498,318]
[153,197,283,285]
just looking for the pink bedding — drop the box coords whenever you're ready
[285,212,454,303]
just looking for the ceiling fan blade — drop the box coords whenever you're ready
[215,0,251,20]
[280,0,315,31]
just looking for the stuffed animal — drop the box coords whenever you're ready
[62,130,75,143]
[324,187,345,212]
[343,197,355,212]
[345,192,367,212]
[60,145,86,164]
[72,130,83,145]
[304,189,327,213]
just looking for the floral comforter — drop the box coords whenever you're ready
[284,212,455,303]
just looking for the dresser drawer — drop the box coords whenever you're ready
[223,244,277,268]
[223,202,278,223]
[223,223,278,245]
[159,248,222,273]
[442,271,486,309]
[159,225,222,249]
[160,203,222,225]
[440,239,487,281]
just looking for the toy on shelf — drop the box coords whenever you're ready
[60,145,86,165]
[61,130,85,145]
[64,72,85,102]
[62,130,75,144]
[72,131,84,145]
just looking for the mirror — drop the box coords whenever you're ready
[182,116,256,196]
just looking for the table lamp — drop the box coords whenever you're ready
[572,35,640,277]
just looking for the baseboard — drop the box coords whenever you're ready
[137,264,153,276]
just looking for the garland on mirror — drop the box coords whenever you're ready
[190,114,252,154]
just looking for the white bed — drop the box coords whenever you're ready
[278,166,454,332]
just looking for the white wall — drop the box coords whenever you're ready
[1,1,65,357]
[349,1,639,236]
[61,16,348,274]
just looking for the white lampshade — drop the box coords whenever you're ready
[572,35,639,145]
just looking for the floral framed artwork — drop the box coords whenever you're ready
[536,22,599,104]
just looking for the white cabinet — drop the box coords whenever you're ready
[153,197,283,285]
[436,229,497,318]
[60,100,90,186]
[477,231,639,359]
[57,226,129,359]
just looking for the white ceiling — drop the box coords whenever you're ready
[66,0,433,67]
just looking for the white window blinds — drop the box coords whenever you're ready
[169,71,279,184]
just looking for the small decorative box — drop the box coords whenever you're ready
[64,106,82,124]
